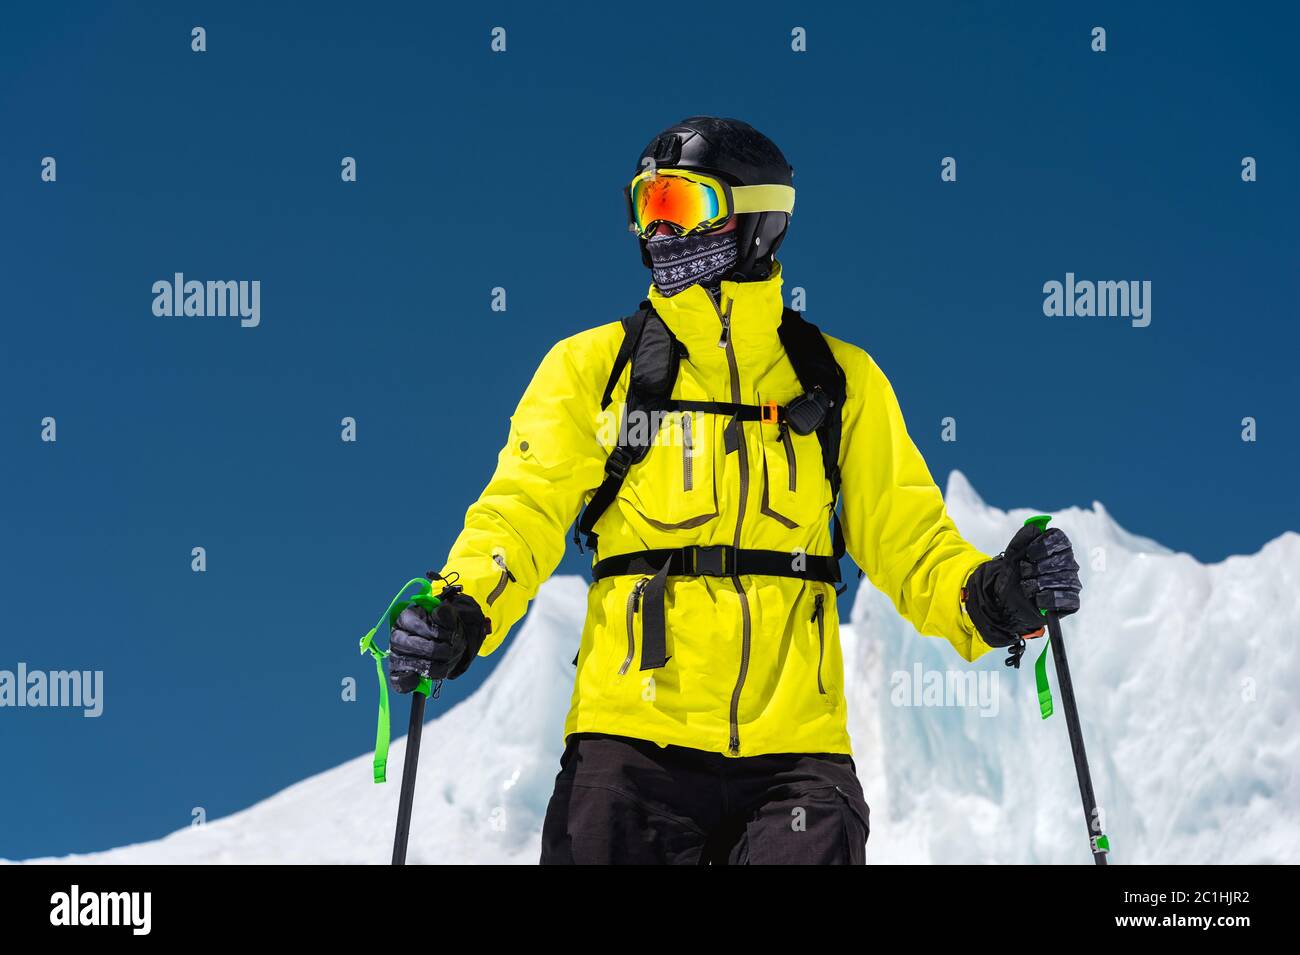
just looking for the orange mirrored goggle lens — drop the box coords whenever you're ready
[629,173,726,238]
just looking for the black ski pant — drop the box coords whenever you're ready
[540,733,871,865]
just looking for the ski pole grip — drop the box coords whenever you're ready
[360,577,446,783]
[1024,515,1052,618]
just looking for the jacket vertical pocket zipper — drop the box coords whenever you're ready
[779,421,797,492]
[621,578,650,675]
[681,412,694,492]
[812,591,826,695]
[487,554,516,607]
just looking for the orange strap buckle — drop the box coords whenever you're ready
[761,400,780,425]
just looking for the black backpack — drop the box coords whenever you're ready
[572,301,849,674]
[575,301,847,560]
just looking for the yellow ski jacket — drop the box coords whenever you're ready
[438,265,993,756]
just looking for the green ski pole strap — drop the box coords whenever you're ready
[358,578,440,784]
[1035,637,1054,719]
[1022,516,1057,719]
[360,628,391,783]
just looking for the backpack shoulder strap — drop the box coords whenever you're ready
[599,303,651,410]
[777,307,848,559]
[577,303,683,552]
[777,307,846,480]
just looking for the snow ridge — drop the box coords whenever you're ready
[22,474,1300,864]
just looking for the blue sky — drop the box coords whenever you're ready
[1,2,1296,858]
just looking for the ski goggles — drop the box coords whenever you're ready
[625,168,795,239]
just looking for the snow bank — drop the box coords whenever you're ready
[23,473,1299,864]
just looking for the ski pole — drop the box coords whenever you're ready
[1024,515,1111,865]
[358,574,447,866]
[391,687,428,865]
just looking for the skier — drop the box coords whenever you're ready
[387,117,1082,864]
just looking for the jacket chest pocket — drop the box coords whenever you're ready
[760,423,832,528]
[620,408,719,529]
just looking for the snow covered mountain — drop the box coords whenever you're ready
[27,472,1300,864]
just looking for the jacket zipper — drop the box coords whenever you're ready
[812,591,826,695]
[779,421,797,492]
[486,553,516,607]
[713,295,752,756]
[620,578,650,675]
[681,412,694,492]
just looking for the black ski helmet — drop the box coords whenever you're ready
[633,116,794,281]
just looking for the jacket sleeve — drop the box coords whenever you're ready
[837,347,995,662]
[436,329,615,655]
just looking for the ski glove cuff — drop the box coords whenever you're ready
[387,590,489,693]
[965,525,1082,649]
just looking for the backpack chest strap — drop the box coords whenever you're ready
[666,399,783,424]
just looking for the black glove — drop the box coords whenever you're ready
[965,525,1082,664]
[387,587,489,693]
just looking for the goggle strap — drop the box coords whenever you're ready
[731,184,796,216]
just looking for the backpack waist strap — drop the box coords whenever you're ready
[592,545,841,670]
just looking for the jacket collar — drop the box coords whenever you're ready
[647,263,786,359]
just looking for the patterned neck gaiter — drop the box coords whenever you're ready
[646,230,739,297]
